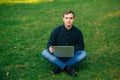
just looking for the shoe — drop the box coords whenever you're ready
[65,66,77,76]
[51,68,62,75]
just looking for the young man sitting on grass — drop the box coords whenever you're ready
[42,10,87,77]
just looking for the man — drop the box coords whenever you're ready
[42,10,87,76]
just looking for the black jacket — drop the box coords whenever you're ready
[47,24,85,52]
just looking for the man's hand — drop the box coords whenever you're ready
[49,46,54,53]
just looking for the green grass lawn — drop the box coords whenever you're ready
[0,0,120,80]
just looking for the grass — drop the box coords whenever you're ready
[0,0,120,80]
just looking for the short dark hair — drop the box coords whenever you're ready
[63,10,75,18]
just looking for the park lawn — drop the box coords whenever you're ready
[0,0,120,80]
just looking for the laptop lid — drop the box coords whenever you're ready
[53,46,74,57]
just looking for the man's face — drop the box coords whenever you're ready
[63,13,75,30]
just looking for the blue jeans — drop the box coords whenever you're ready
[42,49,87,70]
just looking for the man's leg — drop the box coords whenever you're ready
[42,49,66,70]
[65,50,87,66]
[60,50,86,76]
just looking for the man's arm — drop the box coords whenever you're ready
[75,30,85,51]
[47,28,58,53]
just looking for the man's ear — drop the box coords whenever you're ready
[62,17,64,22]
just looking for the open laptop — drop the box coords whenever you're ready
[53,46,74,57]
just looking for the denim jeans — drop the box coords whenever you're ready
[42,49,87,70]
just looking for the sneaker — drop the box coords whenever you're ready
[65,66,77,76]
[51,68,62,75]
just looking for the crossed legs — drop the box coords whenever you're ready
[42,49,87,70]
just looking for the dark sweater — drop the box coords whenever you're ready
[47,24,85,52]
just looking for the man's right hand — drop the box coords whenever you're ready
[49,46,54,53]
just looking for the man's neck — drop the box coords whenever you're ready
[64,25,72,30]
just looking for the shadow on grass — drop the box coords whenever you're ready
[0,69,9,80]
[75,60,89,73]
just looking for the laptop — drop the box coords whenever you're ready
[53,46,74,57]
